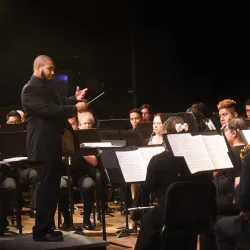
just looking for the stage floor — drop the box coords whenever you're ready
[0,232,109,250]
[1,203,138,250]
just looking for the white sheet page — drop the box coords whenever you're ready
[115,150,146,182]
[241,130,250,144]
[182,135,214,174]
[138,146,165,168]
[80,142,113,148]
[202,135,234,170]
[167,133,192,156]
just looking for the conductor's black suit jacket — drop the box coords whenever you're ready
[21,75,77,162]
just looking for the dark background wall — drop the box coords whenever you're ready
[0,0,249,119]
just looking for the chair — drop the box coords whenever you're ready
[236,242,250,250]
[161,180,217,250]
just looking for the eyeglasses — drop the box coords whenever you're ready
[7,121,20,124]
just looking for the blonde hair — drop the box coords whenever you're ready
[78,111,95,126]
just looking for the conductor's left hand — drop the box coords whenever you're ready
[75,86,88,101]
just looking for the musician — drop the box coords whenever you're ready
[21,55,88,241]
[201,118,247,250]
[129,108,142,131]
[134,116,214,250]
[147,113,164,145]
[59,112,100,230]
[215,145,250,250]
[244,98,250,120]
[217,99,239,128]
[5,110,38,218]
[0,163,16,234]
[139,104,153,122]
[6,110,22,124]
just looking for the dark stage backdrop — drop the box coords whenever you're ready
[0,1,249,120]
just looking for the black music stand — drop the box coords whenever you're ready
[71,128,131,247]
[1,123,26,132]
[0,131,27,234]
[61,127,85,236]
[64,155,85,236]
[98,147,132,248]
[137,121,153,130]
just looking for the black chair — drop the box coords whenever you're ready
[161,180,217,250]
[236,242,250,250]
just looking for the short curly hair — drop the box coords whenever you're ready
[217,99,237,110]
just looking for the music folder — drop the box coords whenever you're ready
[164,132,234,174]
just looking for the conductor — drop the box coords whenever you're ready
[21,55,88,241]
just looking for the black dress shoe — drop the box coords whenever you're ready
[83,221,94,231]
[33,231,63,242]
[30,209,36,218]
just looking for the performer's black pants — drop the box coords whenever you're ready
[32,159,61,237]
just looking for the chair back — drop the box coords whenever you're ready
[163,180,216,234]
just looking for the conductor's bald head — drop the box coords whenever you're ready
[33,55,55,81]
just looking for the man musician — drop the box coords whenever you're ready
[21,55,88,242]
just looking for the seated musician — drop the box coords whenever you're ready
[147,113,164,145]
[0,163,16,234]
[139,104,153,122]
[129,108,142,131]
[213,99,240,181]
[133,116,214,250]
[126,113,164,229]
[214,119,250,250]
[217,99,239,129]
[119,108,143,215]
[216,118,247,215]
[59,112,110,230]
[5,110,38,218]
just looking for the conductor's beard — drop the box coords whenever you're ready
[41,70,53,82]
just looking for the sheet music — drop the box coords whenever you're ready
[203,135,234,170]
[181,135,215,174]
[167,133,233,174]
[167,133,192,156]
[0,157,28,164]
[241,129,250,144]
[80,142,114,148]
[115,151,146,182]
[138,146,165,167]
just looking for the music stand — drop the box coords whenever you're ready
[98,147,132,248]
[0,131,27,234]
[98,119,131,130]
[137,121,153,130]
[1,123,26,132]
[71,128,131,248]
[61,127,85,236]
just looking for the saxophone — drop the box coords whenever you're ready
[240,144,250,160]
